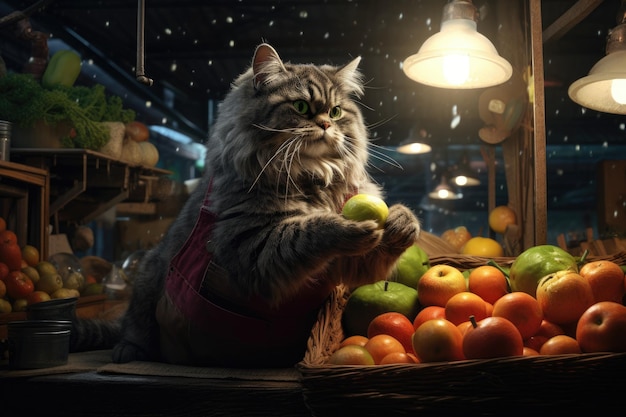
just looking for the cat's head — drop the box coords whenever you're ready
[208,43,371,194]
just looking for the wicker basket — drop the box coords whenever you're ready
[297,252,626,416]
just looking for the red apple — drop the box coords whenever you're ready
[463,316,524,359]
[576,301,626,353]
[4,270,34,300]
[579,260,625,304]
[26,290,52,305]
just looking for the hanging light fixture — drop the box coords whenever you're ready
[397,141,432,154]
[429,175,463,200]
[403,0,513,89]
[568,5,626,114]
[396,124,432,154]
[449,151,481,186]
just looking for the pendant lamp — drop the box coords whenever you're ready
[396,124,432,154]
[429,175,463,200]
[403,0,513,89]
[450,151,481,186]
[568,10,626,114]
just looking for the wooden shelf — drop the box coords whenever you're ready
[0,160,49,257]
[10,149,172,225]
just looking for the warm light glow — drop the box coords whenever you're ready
[611,79,626,104]
[428,180,462,200]
[453,175,469,186]
[443,53,470,86]
[396,142,432,154]
[402,2,512,89]
[568,25,626,114]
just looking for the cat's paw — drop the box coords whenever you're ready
[382,204,421,253]
[335,218,383,255]
[112,340,152,363]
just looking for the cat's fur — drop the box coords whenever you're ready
[71,43,420,367]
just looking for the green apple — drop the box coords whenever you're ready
[393,244,430,289]
[342,280,420,337]
[509,245,578,296]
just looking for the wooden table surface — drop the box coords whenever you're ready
[1,350,311,417]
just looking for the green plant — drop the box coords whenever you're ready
[0,72,135,150]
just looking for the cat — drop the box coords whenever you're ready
[71,43,421,368]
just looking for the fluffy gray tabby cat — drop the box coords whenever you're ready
[71,43,420,367]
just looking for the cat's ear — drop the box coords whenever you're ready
[335,56,364,97]
[252,43,287,90]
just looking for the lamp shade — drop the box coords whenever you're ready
[568,24,626,114]
[396,141,432,154]
[403,1,512,89]
[450,151,481,186]
[428,177,462,200]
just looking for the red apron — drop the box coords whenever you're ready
[156,182,337,367]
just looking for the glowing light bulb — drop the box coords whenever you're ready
[443,54,470,86]
[437,188,450,199]
[610,79,626,104]
[454,176,468,186]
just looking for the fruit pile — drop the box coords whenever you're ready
[440,205,517,256]
[0,218,101,314]
[332,244,626,365]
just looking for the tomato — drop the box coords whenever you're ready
[5,270,34,300]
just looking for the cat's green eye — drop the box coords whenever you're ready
[329,106,342,120]
[293,100,309,115]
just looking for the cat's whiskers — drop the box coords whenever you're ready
[367,142,403,170]
[248,140,290,193]
[281,137,307,199]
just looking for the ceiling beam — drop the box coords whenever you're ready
[542,0,605,44]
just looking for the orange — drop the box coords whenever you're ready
[379,351,417,364]
[488,205,517,234]
[0,279,5,298]
[444,291,488,326]
[467,265,509,304]
[339,335,369,348]
[407,353,420,364]
[461,237,504,257]
[492,291,543,340]
[539,334,581,355]
[523,346,540,356]
[0,229,17,245]
[524,319,565,352]
[367,312,416,354]
[21,245,40,268]
[0,241,23,271]
[457,320,473,336]
[441,226,472,252]
[328,345,375,365]
[0,262,9,281]
[536,270,595,325]
[364,334,406,364]
[484,301,494,316]
[0,216,5,232]
[412,305,446,330]
[579,260,625,304]
[412,318,465,363]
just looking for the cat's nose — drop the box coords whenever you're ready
[317,119,331,130]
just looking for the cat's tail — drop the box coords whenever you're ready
[70,317,122,352]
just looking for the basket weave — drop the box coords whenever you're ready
[297,251,626,416]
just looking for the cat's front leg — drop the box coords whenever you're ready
[336,203,420,288]
[380,204,421,255]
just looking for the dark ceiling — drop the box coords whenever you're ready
[1,0,625,236]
